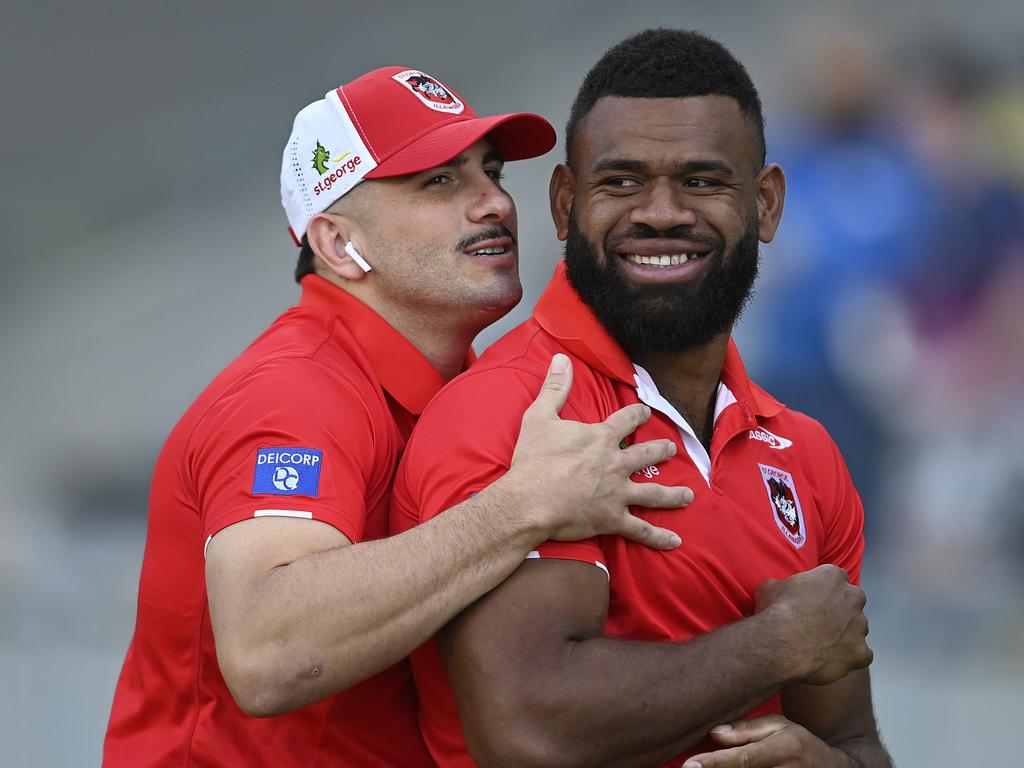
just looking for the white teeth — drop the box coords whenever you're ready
[624,253,697,266]
[472,247,505,255]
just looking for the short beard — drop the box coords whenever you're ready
[564,214,761,355]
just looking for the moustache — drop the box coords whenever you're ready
[606,224,721,252]
[457,226,517,252]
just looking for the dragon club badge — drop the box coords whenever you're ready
[758,464,806,548]
[391,70,465,114]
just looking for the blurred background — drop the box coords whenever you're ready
[2,0,1022,764]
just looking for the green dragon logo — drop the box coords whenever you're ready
[312,141,331,175]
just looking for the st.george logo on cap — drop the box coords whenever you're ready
[280,66,556,250]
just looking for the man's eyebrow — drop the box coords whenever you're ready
[590,157,736,176]
[437,154,468,169]
[424,149,505,174]
[591,158,646,174]
[673,159,735,176]
[482,149,505,166]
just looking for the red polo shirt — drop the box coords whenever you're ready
[105,274,443,767]
[391,262,864,767]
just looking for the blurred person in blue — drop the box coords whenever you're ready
[752,32,939,523]
[867,44,1024,638]
[899,44,1024,344]
[762,33,1024,653]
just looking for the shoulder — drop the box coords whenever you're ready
[179,321,390,474]
[773,407,837,450]
[179,307,368,407]
[765,405,857,499]
[416,319,612,439]
[201,352,377,432]
[410,355,548,457]
[395,324,560,515]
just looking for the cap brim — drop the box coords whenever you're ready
[364,113,556,179]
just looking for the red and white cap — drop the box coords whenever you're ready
[281,66,556,243]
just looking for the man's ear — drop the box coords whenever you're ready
[755,163,786,244]
[306,212,369,281]
[549,163,576,242]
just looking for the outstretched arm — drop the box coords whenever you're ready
[206,354,692,716]
[442,557,873,768]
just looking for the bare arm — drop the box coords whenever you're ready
[681,672,892,767]
[205,355,692,716]
[787,672,892,767]
[442,559,873,768]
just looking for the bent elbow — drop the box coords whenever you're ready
[218,636,367,716]
[220,661,292,718]
[217,641,306,718]
[232,687,287,719]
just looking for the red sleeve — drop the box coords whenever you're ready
[187,357,386,547]
[815,432,866,587]
[391,364,605,571]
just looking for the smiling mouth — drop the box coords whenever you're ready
[621,253,706,266]
[462,232,516,258]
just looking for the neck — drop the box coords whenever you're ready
[319,272,480,382]
[630,332,731,449]
[378,308,477,382]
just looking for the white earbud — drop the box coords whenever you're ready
[344,241,372,273]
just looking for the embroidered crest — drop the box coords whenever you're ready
[758,464,806,548]
[391,70,465,113]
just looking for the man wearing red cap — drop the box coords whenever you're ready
[102,66,691,767]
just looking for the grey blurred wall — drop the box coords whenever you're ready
[3,1,1023,765]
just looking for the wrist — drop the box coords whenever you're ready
[753,605,816,684]
[475,472,552,549]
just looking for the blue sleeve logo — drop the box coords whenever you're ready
[252,448,323,496]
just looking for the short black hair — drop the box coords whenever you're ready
[294,236,316,283]
[566,28,766,167]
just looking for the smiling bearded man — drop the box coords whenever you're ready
[392,28,892,768]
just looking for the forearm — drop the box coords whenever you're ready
[830,736,893,768]
[221,479,545,714]
[462,611,805,767]
[775,672,891,768]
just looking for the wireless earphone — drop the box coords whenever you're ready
[344,241,373,273]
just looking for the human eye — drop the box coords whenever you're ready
[485,166,506,183]
[603,176,641,190]
[684,177,720,189]
[422,173,452,187]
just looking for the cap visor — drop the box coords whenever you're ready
[364,113,555,178]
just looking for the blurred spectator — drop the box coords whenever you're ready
[751,25,1024,650]
[874,42,1024,636]
[751,30,939,525]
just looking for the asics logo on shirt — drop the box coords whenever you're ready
[748,428,793,450]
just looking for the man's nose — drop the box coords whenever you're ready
[629,178,697,232]
[469,179,514,223]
